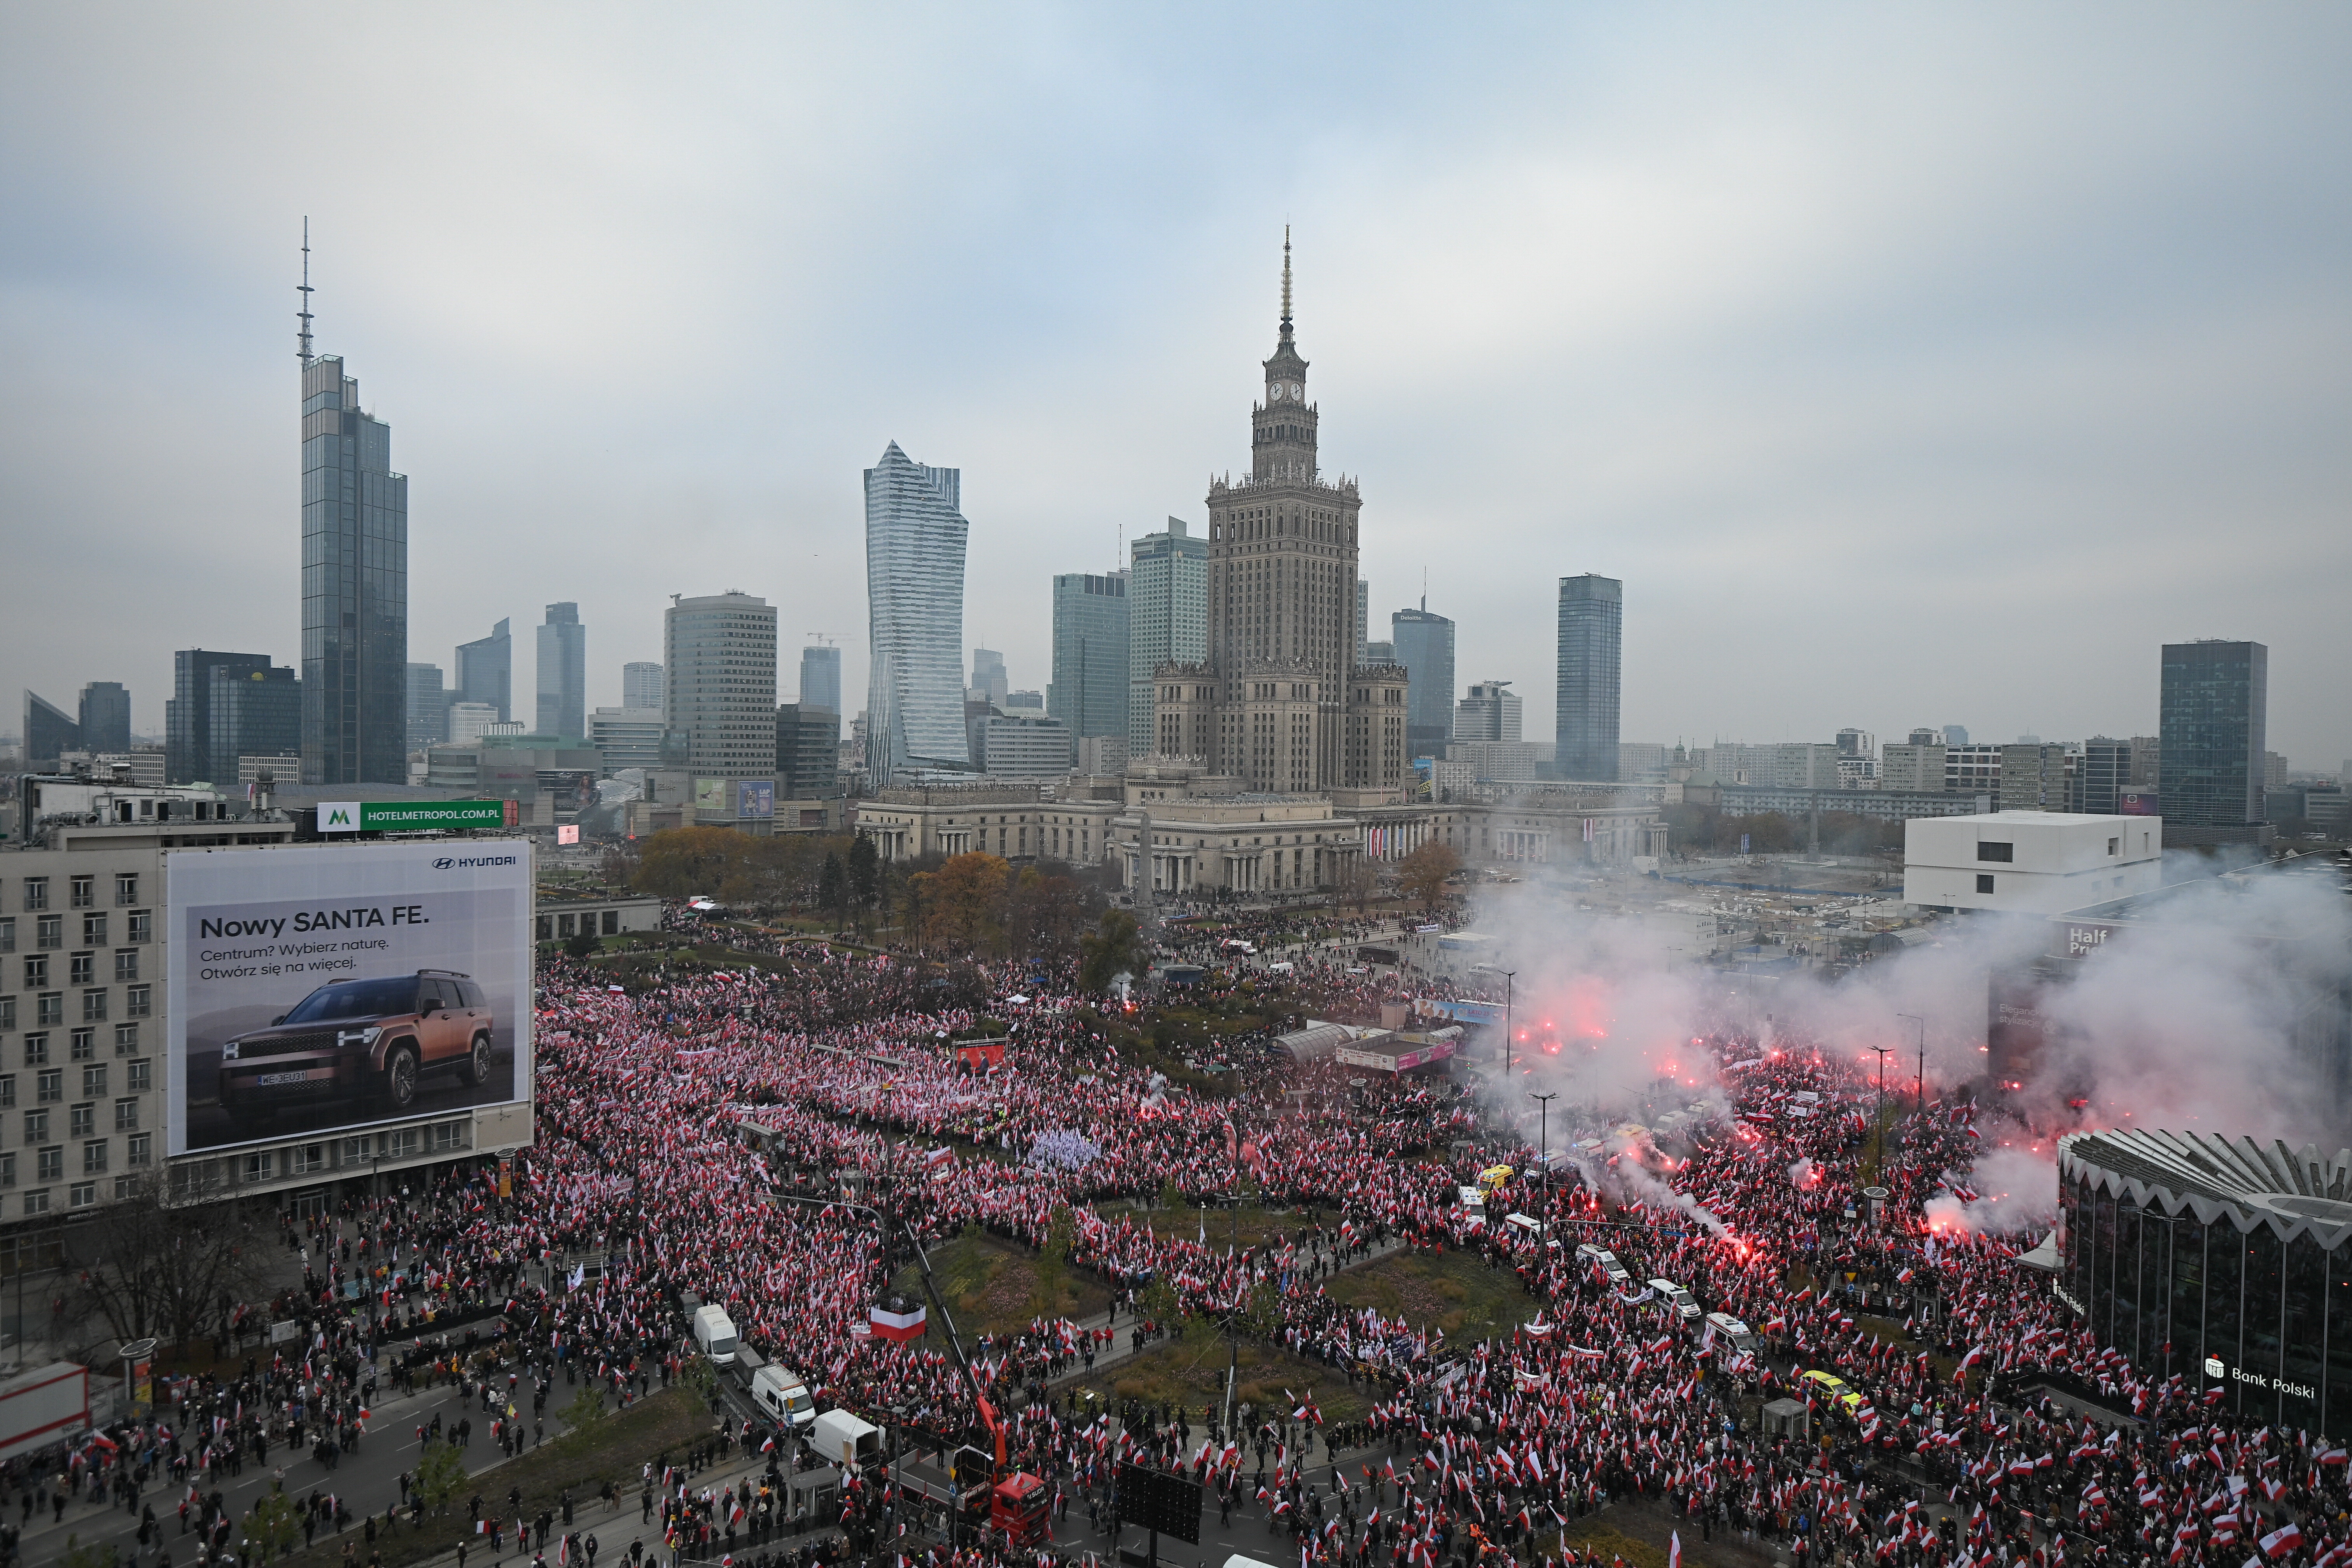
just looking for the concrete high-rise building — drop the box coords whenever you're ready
[970,648,1009,709]
[1389,605,1455,761]
[211,664,301,779]
[1943,725,1970,747]
[864,442,971,785]
[404,663,450,749]
[456,619,513,722]
[1050,571,1129,758]
[1998,742,2070,812]
[1454,680,1522,744]
[1555,574,1622,783]
[1151,234,1409,796]
[664,591,778,778]
[448,702,502,747]
[536,602,587,739]
[1881,741,1948,793]
[22,691,79,764]
[1907,727,1941,747]
[974,712,1072,777]
[1356,579,1369,664]
[797,645,841,729]
[1127,518,1208,757]
[1363,640,1394,663]
[166,650,276,784]
[2127,735,2161,790]
[590,707,666,772]
[622,660,665,713]
[2160,639,2267,835]
[298,343,407,785]
[77,682,130,755]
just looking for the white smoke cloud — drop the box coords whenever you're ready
[1469,856,2350,1164]
[1925,1139,2058,1238]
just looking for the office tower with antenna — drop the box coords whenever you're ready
[296,220,410,785]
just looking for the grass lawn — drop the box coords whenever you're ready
[274,1387,712,1568]
[1323,1249,1543,1343]
[1085,1337,1377,1425]
[1087,1200,1338,1255]
[890,1229,1112,1340]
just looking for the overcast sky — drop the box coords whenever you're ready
[5,5,2348,769]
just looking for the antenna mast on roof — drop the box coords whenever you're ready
[297,217,315,364]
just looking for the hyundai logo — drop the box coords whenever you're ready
[433,857,455,870]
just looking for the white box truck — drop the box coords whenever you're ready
[691,1304,740,1367]
[0,1363,90,1461]
[809,1408,884,1472]
[751,1365,817,1431]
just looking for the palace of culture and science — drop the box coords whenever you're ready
[1152,234,1411,801]
[853,237,1667,897]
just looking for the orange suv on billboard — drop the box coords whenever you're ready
[215,969,493,1131]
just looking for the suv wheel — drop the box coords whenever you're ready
[383,1043,420,1112]
[460,1032,492,1087]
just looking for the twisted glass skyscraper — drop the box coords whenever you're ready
[864,442,971,784]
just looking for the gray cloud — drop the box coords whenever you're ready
[4,5,2347,766]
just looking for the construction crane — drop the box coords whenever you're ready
[769,1190,1050,1549]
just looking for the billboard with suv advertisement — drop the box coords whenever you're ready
[166,840,533,1155]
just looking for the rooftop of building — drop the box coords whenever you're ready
[2058,1129,2352,1246]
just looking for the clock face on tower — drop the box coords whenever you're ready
[1269,383,1283,401]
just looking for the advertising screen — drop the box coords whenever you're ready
[737,779,775,819]
[693,778,726,812]
[166,840,533,1156]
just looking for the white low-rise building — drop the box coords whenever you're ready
[1904,811,2163,915]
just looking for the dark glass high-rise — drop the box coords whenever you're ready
[300,354,407,785]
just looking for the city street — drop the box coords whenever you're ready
[16,1366,532,1566]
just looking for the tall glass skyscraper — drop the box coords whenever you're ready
[1127,518,1208,757]
[1389,605,1455,761]
[797,645,841,737]
[168,649,276,784]
[1555,573,1622,782]
[76,682,131,755]
[299,347,406,785]
[1050,571,1129,758]
[212,664,301,777]
[864,442,971,784]
[536,602,587,738]
[2160,640,2267,833]
[622,661,665,712]
[457,619,512,723]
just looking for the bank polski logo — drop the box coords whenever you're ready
[2204,1356,2225,1378]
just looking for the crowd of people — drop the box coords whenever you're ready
[9,923,2348,1568]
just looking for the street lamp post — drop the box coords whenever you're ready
[1501,970,1517,1085]
[1528,1092,1558,1195]
[1896,1014,1926,1114]
[1867,1044,1894,1174]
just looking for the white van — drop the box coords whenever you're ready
[1704,1312,1759,1355]
[691,1304,739,1366]
[810,1408,885,1472]
[1455,1186,1487,1228]
[751,1365,817,1430]
[1647,1279,1703,1321]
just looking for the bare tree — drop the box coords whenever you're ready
[70,1171,272,1353]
